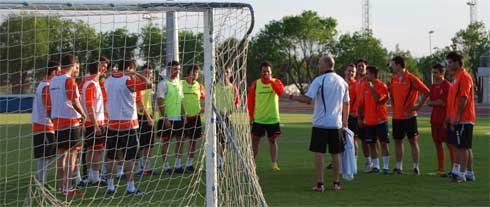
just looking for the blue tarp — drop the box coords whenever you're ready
[0,94,34,113]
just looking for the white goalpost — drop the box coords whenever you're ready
[0,1,265,206]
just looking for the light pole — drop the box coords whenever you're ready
[429,30,434,84]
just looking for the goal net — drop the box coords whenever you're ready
[0,1,265,206]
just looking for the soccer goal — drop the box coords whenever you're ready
[0,1,265,206]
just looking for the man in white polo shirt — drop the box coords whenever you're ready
[289,54,349,192]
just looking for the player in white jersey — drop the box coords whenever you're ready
[49,54,87,196]
[32,62,59,191]
[104,59,152,195]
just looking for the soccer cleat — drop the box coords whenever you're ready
[452,175,466,183]
[272,163,280,172]
[184,166,195,173]
[106,189,115,196]
[369,168,380,173]
[413,168,420,176]
[363,162,372,173]
[393,168,402,175]
[465,174,476,182]
[145,170,161,176]
[90,180,107,187]
[383,169,390,175]
[127,190,144,196]
[333,182,342,191]
[135,171,144,177]
[325,163,333,169]
[174,167,185,174]
[76,179,89,188]
[164,168,173,175]
[312,183,324,192]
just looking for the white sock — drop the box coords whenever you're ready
[144,158,151,171]
[373,158,380,169]
[413,162,419,169]
[93,170,101,182]
[117,165,124,176]
[186,157,194,167]
[396,162,403,170]
[175,158,182,169]
[36,159,44,184]
[365,157,372,164]
[74,169,82,183]
[382,156,389,170]
[452,164,460,174]
[163,162,171,170]
[107,179,115,191]
[88,169,94,183]
[135,159,142,173]
[127,180,135,192]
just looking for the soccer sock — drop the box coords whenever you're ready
[127,180,136,192]
[396,162,403,170]
[107,179,115,191]
[93,170,101,182]
[88,169,94,183]
[372,158,380,169]
[413,162,419,169]
[36,159,44,184]
[117,164,124,176]
[175,158,182,169]
[74,169,82,183]
[135,159,142,173]
[186,157,194,167]
[382,156,389,170]
[436,146,445,171]
[365,157,372,165]
[163,162,171,170]
[452,164,460,174]
[144,158,151,171]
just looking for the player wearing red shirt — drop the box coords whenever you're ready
[427,64,454,176]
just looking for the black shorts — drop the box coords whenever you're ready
[217,115,231,144]
[184,116,202,140]
[33,132,56,158]
[392,117,419,139]
[447,124,473,149]
[348,115,358,134]
[309,127,344,154]
[251,122,281,139]
[106,129,139,161]
[56,126,82,150]
[365,122,389,144]
[157,119,184,138]
[138,115,155,148]
[85,126,106,149]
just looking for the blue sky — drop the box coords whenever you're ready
[231,0,490,57]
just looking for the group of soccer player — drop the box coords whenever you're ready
[342,52,475,183]
[31,54,240,197]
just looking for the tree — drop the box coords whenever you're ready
[417,46,452,84]
[141,24,166,68]
[248,10,337,94]
[333,31,389,80]
[100,28,138,65]
[451,21,490,102]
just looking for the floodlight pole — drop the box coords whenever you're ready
[166,11,179,63]
[429,30,434,84]
[203,8,218,207]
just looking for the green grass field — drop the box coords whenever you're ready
[1,113,489,206]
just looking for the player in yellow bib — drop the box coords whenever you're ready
[182,65,205,172]
[157,61,186,174]
[247,61,286,172]
[215,65,240,169]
